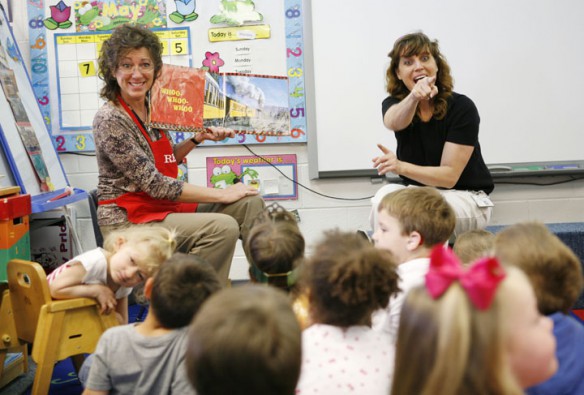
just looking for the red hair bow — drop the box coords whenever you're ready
[425,246,506,310]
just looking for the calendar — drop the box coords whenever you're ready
[54,27,191,131]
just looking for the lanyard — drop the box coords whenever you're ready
[117,94,153,142]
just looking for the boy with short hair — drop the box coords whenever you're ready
[82,253,222,395]
[453,228,495,264]
[371,187,455,341]
[186,285,302,395]
[494,222,584,395]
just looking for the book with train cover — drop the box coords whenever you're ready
[149,64,206,132]
[150,64,291,136]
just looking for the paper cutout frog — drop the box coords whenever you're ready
[210,0,263,26]
[210,165,259,189]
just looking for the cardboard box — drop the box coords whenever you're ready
[30,218,73,275]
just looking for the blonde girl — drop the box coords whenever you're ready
[47,225,177,324]
[391,246,557,395]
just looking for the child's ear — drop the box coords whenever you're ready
[143,277,154,301]
[406,231,423,251]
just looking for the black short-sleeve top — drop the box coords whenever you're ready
[382,92,494,194]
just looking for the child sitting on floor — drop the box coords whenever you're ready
[186,285,302,395]
[453,228,495,264]
[48,225,176,324]
[82,252,222,394]
[246,202,310,328]
[494,222,584,395]
[295,230,400,395]
[391,246,557,395]
[371,187,455,341]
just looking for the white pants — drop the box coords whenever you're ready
[370,184,493,237]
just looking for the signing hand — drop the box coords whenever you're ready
[411,75,439,101]
[372,144,401,175]
[197,126,236,143]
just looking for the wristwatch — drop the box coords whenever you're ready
[191,136,201,145]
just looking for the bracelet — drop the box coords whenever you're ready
[191,137,201,145]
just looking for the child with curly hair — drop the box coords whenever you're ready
[295,230,400,394]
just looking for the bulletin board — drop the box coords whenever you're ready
[27,0,307,152]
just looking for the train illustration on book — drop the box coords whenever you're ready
[203,72,290,134]
[204,72,257,126]
[149,65,291,136]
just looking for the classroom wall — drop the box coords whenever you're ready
[9,2,584,280]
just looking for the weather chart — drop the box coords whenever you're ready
[26,0,307,152]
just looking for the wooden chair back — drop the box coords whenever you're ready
[7,259,118,394]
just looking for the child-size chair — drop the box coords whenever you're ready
[7,259,118,394]
[0,286,28,389]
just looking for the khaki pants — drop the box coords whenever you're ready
[370,184,492,238]
[101,195,265,285]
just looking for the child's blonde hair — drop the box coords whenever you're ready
[392,265,527,395]
[103,225,177,277]
[494,222,583,314]
[453,229,495,264]
[378,187,455,247]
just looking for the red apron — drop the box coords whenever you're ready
[99,96,198,224]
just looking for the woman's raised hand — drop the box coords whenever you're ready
[373,144,401,175]
[412,75,439,101]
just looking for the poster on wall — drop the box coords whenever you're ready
[26,0,307,152]
[206,153,298,200]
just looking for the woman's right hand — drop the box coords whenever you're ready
[410,75,439,101]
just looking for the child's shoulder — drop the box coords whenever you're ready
[69,248,107,272]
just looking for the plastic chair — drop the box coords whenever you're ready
[7,259,118,394]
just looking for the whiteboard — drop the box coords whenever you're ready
[305,0,584,178]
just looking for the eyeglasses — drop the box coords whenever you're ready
[117,62,154,75]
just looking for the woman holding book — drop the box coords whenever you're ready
[371,32,494,238]
[93,24,263,285]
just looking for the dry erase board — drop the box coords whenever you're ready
[305,0,584,178]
